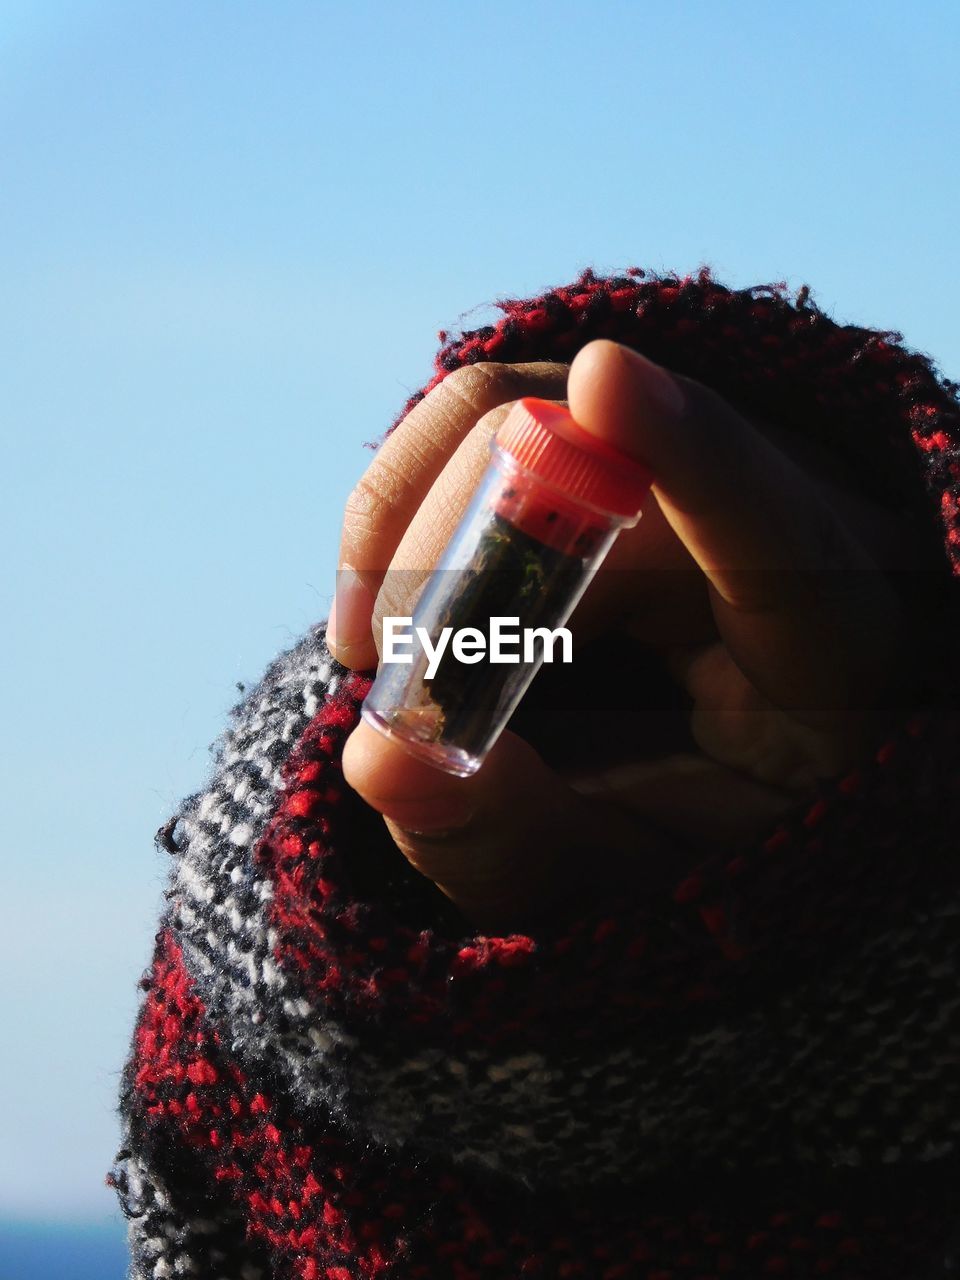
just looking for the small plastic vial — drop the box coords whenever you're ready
[362,397,652,775]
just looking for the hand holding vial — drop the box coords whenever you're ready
[330,340,905,930]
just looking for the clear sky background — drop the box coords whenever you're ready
[2,0,958,1233]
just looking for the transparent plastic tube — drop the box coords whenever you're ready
[362,398,651,775]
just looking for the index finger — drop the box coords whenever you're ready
[329,361,568,668]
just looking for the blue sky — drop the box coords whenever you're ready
[2,0,958,1229]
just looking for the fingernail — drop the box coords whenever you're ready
[326,596,339,647]
[621,345,687,417]
[392,811,477,840]
[329,567,375,655]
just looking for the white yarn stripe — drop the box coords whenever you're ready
[117,1151,266,1280]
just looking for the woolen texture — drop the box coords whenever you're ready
[110,269,960,1279]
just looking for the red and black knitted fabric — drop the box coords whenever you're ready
[110,270,960,1279]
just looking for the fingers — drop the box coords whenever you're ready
[332,339,904,929]
[341,718,668,931]
[567,341,901,728]
[329,361,568,669]
[370,399,521,655]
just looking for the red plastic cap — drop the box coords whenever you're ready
[494,397,653,518]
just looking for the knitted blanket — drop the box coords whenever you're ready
[110,270,960,1279]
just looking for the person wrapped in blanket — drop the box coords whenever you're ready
[110,269,960,1279]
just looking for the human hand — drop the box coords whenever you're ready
[330,341,907,931]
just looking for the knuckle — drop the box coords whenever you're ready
[373,570,428,630]
[371,570,429,661]
[413,361,567,447]
[471,399,522,445]
[441,362,521,414]
[343,472,395,542]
